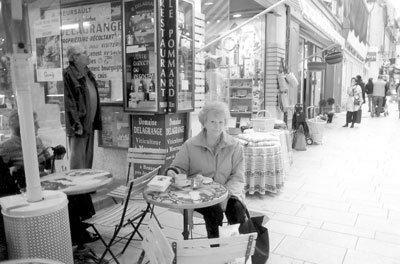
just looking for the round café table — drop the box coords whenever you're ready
[40,169,113,263]
[40,169,113,195]
[143,180,228,240]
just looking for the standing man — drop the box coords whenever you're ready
[371,75,386,117]
[63,43,102,169]
[63,43,102,247]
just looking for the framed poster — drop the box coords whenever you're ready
[59,0,123,103]
[99,103,130,149]
[123,0,162,113]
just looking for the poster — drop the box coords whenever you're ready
[33,17,62,82]
[60,2,123,102]
[126,50,157,110]
[100,106,130,148]
[125,0,155,46]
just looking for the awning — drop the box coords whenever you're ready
[298,0,345,47]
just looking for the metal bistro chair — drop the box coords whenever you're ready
[138,219,257,264]
[107,148,167,227]
[83,166,160,264]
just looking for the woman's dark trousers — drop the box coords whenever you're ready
[345,111,357,126]
[195,197,246,238]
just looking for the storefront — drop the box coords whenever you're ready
[0,0,290,182]
[288,0,344,112]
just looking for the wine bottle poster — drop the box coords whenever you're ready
[125,0,155,46]
[127,50,157,111]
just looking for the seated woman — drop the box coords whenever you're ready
[0,110,97,247]
[0,110,52,189]
[166,101,246,238]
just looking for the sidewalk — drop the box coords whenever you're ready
[90,101,400,264]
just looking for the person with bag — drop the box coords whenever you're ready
[343,77,363,128]
[365,78,374,112]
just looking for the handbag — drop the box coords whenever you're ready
[356,109,362,124]
[226,198,269,264]
[354,96,361,106]
[239,207,270,264]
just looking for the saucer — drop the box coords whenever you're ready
[202,177,213,184]
[173,179,191,187]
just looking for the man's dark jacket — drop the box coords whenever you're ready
[63,62,102,137]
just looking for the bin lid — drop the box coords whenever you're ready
[0,191,67,217]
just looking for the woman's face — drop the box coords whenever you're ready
[351,79,356,85]
[204,110,225,137]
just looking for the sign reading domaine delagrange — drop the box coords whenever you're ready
[131,113,187,177]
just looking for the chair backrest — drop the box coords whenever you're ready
[119,166,161,226]
[142,219,175,264]
[176,232,257,264]
[127,165,162,197]
[0,258,64,264]
[126,148,167,183]
[141,219,258,264]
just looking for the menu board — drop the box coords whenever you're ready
[131,113,188,177]
[99,104,130,148]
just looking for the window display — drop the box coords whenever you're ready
[124,0,161,112]
[58,1,124,103]
[204,16,265,117]
[123,0,194,113]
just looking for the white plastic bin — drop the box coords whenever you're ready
[0,191,73,264]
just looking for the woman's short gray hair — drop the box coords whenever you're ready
[198,101,231,126]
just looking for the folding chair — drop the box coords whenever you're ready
[138,219,257,264]
[107,148,167,227]
[83,166,160,264]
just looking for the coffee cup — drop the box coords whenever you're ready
[175,174,187,186]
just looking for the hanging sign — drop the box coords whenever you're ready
[325,51,343,65]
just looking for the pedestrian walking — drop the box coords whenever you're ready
[372,75,386,117]
[343,77,363,128]
[365,78,374,112]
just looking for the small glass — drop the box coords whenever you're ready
[191,176,202,189]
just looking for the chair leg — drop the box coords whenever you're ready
[150,204,163,229]
[120,204,150,254]
[137,250,147,264]
[91,225,121,264]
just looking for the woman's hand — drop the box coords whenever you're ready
[166,167,179,177]
[166,170,177,177]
